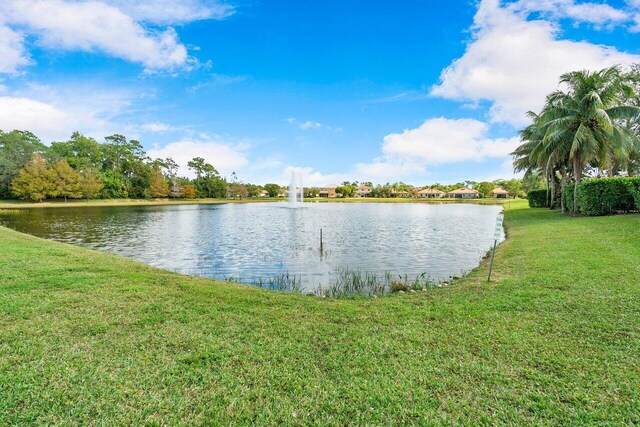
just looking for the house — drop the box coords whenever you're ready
[318,186,337,198]
[417,188,445,198]
[492,187,510,199]
[355,185,372,197]
[448,187,481,199]
[257,190,269,197]
[277,189,288,198]
[390,188,411,198]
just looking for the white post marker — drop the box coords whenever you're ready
[488,211,504,282]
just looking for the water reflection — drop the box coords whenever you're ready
[0,202,504,290]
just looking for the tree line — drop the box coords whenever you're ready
[0,131,254,202]
[322,180,527,198]
[512,64,640,213]
[0,129,535,203]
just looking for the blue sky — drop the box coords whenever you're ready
[1,0,639,185]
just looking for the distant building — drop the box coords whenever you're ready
[448,187,480,198]
[257,190,269,197]
[390,188,411,198]
[492,187,509,199]
[318,186,337,198]
[417,188,445,198]
[355,185,372,197]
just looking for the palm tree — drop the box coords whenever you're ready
[513,109,571,211]
[537,66,640,213]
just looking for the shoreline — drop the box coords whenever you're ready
[0,196,516,210]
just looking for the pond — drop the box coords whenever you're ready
[0,202,504,292]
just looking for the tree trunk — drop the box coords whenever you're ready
[549,178,556,210]
[545,175,551,208]
[560,168,567,214]
[611,164,619,177]
[573,156,582,215]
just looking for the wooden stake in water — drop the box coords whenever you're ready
[488,211,504,282]
[320,228,323,252]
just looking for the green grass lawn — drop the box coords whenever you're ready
[0,201,638,425]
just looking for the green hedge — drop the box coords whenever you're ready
[576,178,637,216]
[562,177,640,216]
[626,177,640,210]
[527,189,548,208]
[565,185,575,213]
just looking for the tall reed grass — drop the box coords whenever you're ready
[173,266,438,298]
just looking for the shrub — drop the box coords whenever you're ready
[565,185,575,213]
[527,189,548,208]
[576,177,636,216]
[625,177,640,210]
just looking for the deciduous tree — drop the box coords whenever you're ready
[501,179,523,198]
[181,184,197,198]
[78,169,104,200]
[54,160,82,201]
[11,153,57,202]
[0,130,47,198]
[475,182,495,198]
[148,167,170,198]
[264,183,281,197]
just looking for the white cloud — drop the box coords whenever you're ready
[431,0,640,126]
[0,0,232,73]
[343,117,521,183]
[188,74,247,93]
[284,117,339,131]
[269,115,522,185]
[299,120,322,130]
[285,117,323,130]
[105,0,234,25]
[238,159,424,187]
[281,166,348,187]
[2,0,191,71]
[510,0,629,27]
[0,83,137,141]
[475,158,521,182]
[0,96,70,138]
[148,139,249,178]
[634,17,640,32]
[352,159,427,183]
[381,117,520,164]
[140,122,174,133]
[0,24,30,74]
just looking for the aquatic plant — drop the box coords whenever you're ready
[252,272,303,293]
[171,265,438,298]
[315,269,437,298]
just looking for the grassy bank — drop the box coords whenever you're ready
[1,201,638,425]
